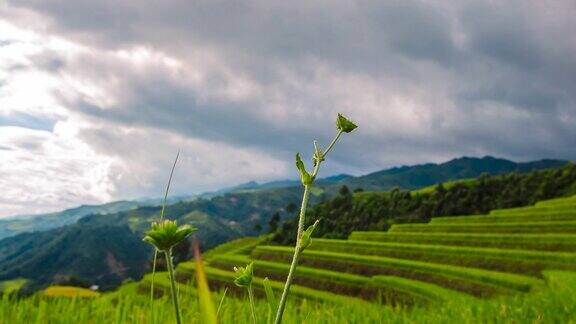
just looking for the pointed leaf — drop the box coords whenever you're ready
[295,153,313,186]
[299,220,320,251]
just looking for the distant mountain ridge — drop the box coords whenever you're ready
[0,156,567,241]
[343,156,568,191]
[0,201,141,241]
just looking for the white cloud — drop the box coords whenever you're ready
[0,0,575,217]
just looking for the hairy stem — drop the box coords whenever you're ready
[274,185,309,324]
[165,249,181,324]
[248,284,257,324]
[322,131,342,160]
[274,131,342,324]
[150,151,180,311]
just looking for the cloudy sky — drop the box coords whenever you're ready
[0,0,575,218]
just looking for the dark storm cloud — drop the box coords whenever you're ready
[3,0,576,174]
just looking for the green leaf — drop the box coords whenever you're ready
[233,262,254,288]
[299,220,320,251]
[336,113,358,133]
[295,153,313,186]
[262,277,277,313]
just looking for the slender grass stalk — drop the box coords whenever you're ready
[164,249,181,324]
[248,284,257,324]
[216,287,228,318]
[150,151,180,310]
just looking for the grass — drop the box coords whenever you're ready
[348,232,576,251]
[207,254,376,299]
[177,261,366,304]
[1,271,575,323]
[208,253,480,305]
[43,286,99,298]
[388,220,576,233]
[252,246,541,295]
[489,204,576,215]
[202,235,271,261]
[371,275,472,303]
[431,211,576,223]
[307,239,576,275]
[0,278,28,294]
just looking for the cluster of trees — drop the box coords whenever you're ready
[272,163,576,245]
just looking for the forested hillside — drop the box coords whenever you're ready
[273,163,576,244]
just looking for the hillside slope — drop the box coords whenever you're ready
[175,195,576,306]
[0,225,149,292]
[274,163,576,244]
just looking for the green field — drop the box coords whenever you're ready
[2,196,576,323]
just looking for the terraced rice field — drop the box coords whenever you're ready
[158,196,576,307]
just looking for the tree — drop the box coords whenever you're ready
[339,185,350,196]
[253,223,263,233]
[268,212,281,233]
[285,202,297,214]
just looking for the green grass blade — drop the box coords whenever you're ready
[216,287,228,319]
[263,277,278,313]
[194,241,218,324]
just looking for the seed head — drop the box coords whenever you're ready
[143,219,196,251]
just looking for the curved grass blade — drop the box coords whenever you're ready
[194,240,218,324]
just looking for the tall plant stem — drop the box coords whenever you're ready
[165,249,182,324]
[150,151,180,310]
[248,284,257,324]
[274,131,342,324]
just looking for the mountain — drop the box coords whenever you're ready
[0,224,149,292]
[202,173,353,197]
[0,156,569,292]
[341,156,568,192]
[0,201,141,241]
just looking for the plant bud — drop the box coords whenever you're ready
[233,262,254,287]
[336,113,358,133]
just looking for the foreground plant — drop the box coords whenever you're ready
[150,152,180,309]
[144,219,196,324]
[233,262,257,324]
[274,113,357,324]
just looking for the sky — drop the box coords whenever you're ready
[0,0,575,218]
